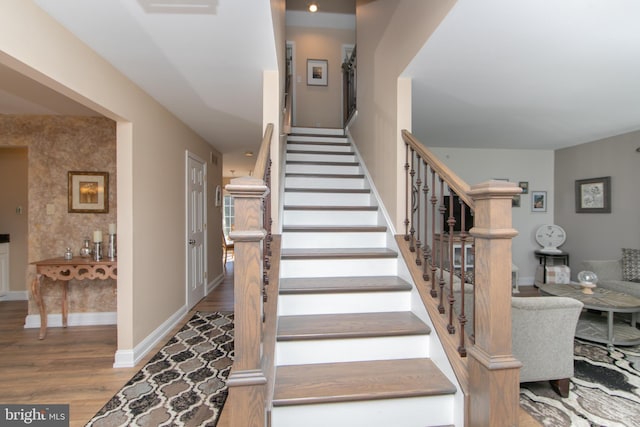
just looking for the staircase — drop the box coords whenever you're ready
[270,127,458,427]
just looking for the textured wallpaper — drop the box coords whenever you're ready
[1,115,117,315]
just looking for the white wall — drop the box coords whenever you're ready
[429,146,555,285]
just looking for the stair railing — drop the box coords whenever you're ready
[401,130,522,426]
[225,123,274,427]
[283,74,292,135]
[342,46,357,125]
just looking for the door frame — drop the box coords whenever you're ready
[185,151,208,309]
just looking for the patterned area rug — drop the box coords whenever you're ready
[520,339,640,427]
[87,312,234,427]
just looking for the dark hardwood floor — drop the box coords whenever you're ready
[0,261,235,427]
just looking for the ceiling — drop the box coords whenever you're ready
[2,0,640,176]
[406,0,640,150]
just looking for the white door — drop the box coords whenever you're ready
[186,152,207,309]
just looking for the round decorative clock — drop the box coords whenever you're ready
[535,224,566,254]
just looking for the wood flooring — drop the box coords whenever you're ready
[0,262,234,427]
[0,261,540,427]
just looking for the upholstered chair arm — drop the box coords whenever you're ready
[512,296,583,384]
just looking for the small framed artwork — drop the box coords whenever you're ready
[215,185,222,207]
[307,59,328,86]
[531,191,547,212]
[518,181,529,194]
[512,195,521,207]
[68,171,109,213]
[575,176,611,213]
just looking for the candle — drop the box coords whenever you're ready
[93,230,102,242]
[109,223,116,235]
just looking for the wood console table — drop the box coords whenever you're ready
[31,257,117,339]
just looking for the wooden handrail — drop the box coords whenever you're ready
[402,129,473,209]
[283,75,292,135]
[400,129,521,426]
[254,123,274,179]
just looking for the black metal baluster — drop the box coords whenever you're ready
[447,188,457,334]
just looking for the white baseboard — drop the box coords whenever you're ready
[520,276,535,287]
[113,305,188,368]
[24,311,117,328]
[207,273,225,295]
[0,290,28,301]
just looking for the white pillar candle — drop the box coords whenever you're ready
[109,223,116,235]
[93,230,103,242]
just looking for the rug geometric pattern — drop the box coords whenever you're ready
[520,339,640,427]
[87,312,234,427]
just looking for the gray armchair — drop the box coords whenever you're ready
[512,296,584,397]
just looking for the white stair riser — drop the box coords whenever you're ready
[285,176,366,189]
[276,335,429,365]
[282,210,378,226]
[280,258,397,279]
[287,143,351,152]
[287,152,355,163]
[278,291,410,316]
[281,232,387,249]
[291,127,344,136]
[284,192,372,206]
[271,395,455,427]
[286,164,361,175]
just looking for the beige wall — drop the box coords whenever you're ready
[0,2,222,354]
[555,130,640,276]
[287,26,355,128]
[271,0,286,232]
[0,146,28,294]
[350,0,456,232]
[1,116,117,313]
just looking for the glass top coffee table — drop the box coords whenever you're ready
[538,282,640,346]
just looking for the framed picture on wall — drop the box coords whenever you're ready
[68,171,109,213]
[307,59,328,86]
[215,185,222,207]
[575,176,611,213]
[531,191,547,212]
[518,181,529,194]
[512,194,521,207]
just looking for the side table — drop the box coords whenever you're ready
[534,250,569,284]
[31,257,117,339]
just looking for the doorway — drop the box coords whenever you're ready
[185,151,207,309]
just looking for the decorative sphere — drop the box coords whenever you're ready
[578,270,598,284]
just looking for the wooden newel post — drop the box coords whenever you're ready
[467,180,522,427]
[226,176,269,427]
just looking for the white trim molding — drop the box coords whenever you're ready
[0,290,28,301]
[24,311,117,328]
[113,306,187,368]
[207,273,225,295]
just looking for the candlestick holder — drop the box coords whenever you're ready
[93,241,103,261]
[107,234,117,261]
